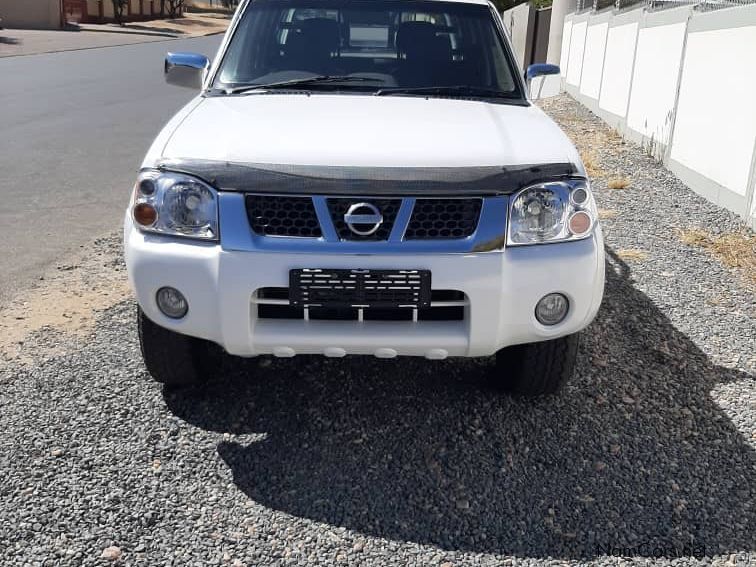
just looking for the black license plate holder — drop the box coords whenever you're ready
[290,269,431,309]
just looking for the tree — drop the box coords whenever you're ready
[166,0,186,17]
[112,0,128,25]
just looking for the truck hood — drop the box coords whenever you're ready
[155,94,582,170]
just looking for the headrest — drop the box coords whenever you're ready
[396,21,451,61]
[287,17,340,52]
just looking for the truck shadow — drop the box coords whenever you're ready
[163,250,755,559]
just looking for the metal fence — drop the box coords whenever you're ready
[577,0,755,11]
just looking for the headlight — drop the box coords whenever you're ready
[507,180,596,246]
[131,171,218,241]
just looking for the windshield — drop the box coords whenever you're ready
[214,0,523,98]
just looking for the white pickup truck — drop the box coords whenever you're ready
[124,0,604,395]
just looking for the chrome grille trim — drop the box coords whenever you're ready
[243,194,484,241]
[219,192,509,254]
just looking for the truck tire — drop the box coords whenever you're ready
[492,333,580,395]
[137,307,214,388]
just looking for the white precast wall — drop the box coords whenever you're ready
[559,4,756,228]
[560,20,573,78]
[625,20,687,150]
[566,19,587,85]
[501,3,535,70]
[579,21,608,99]
[670,22,756,204]
[598,21,637,118]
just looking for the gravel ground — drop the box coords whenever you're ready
[1,94,754,566]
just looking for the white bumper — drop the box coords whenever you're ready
[124,215,605,359]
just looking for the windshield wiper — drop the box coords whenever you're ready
[375,85,514,98]
[221,75,385,95]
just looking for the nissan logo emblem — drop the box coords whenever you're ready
[344,202,383,236]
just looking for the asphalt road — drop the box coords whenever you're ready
[0,35,221,306]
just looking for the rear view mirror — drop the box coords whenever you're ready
[165,52,210,89]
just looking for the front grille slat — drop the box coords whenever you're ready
[405,198,482,240]
[245,195,322,238]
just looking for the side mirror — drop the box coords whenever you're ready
[525,63,560,82]
[525,63,560,99]
[165,52,210,89]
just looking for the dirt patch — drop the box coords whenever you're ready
[0,235,130,365]
[579,150,604,179]
[607,177,631,190]
[678,229,756,287]
[616,249,649,262]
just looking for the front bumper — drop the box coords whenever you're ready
[124,214,605,359]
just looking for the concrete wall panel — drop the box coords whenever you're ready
[548,0,576,66]
[502,3,535,70]
[598,22,638,118]
[566,20,587,86]
[670,25,756,197]
[559,19,573,77]
[625,21,687,147]
[579,21,608,99]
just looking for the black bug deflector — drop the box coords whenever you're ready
[150,159,578,196]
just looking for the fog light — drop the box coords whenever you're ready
[156,287,188,319]
[535,293,569,325]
